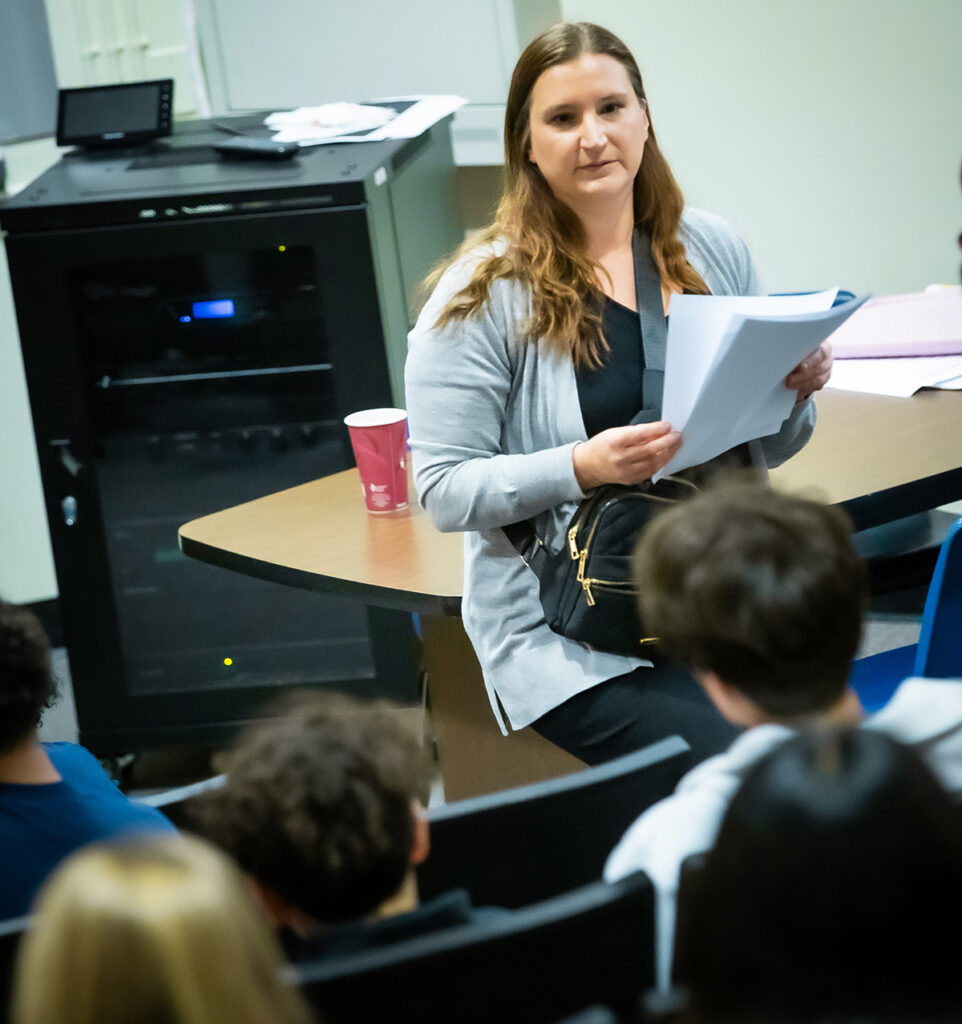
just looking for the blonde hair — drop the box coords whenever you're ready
[427,21,709,368]
[11,835,314,1024]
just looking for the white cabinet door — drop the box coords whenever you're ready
[44,0,204,117]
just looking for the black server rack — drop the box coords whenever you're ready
[0,116,460,752]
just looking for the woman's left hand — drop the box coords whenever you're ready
[785,341,833,402]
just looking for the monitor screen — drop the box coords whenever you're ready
[57,79,173,147]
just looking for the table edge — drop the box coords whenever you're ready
[178,532,463,618]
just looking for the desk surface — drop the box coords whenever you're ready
[179,388,962,616]
[770,388,962,528]
[181,463,465,615]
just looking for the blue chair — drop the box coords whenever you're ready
[851,516,962,712]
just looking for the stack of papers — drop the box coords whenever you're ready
[828,286,962,358]
[826,286,962,397]
[264,95,467,146]
[655,289,866,480]
[828,354,962,397]
[266,102,397,143]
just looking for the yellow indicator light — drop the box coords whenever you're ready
[223,657,233,666]
[277,245,287,252]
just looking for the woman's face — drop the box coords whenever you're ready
[527,52,649,218]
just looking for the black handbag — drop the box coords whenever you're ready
[503,475,698,657]
[502,232,697,656]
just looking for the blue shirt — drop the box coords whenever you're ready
[0,742,176,918]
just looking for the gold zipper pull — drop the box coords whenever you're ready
[577,548,588,580]
[568,525,580,560]
[577,549,596,605]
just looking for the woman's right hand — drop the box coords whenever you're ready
[572,422,682,490]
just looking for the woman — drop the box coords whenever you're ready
[405,22,832,764]
[677,728,962,1022]
[11,834,314,1024]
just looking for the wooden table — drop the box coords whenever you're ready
[179,388,962,798]
[770,389,962,528]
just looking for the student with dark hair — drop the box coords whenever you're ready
[681,727,962,1023]
[0,599,174,918]
[603,482,962,987]
[193,692,499,959]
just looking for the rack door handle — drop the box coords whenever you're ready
[51,441,83,478]
[61,496,78,526]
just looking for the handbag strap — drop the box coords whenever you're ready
[502,517,548,572]
[632,230,668,415]
[503,231,666,565]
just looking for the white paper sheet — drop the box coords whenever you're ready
[367,94,468,140]
[660,289,838,427]
[265,102,396,142]
[655,290,869,480]
[827,354,962,397]
[265,95,467,146]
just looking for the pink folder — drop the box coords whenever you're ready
[829,287,962,358]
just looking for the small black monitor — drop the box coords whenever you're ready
[56,79,173,148]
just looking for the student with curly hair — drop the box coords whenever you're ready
[11,834,314,1024]
[193,691,500,960]
[0,599,174,918]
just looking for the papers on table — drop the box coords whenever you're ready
[824,286,962,396]
[265,95,467,146]
[654,289,867,481]
[828,354,962,397]
[266,102,397,142]
[828,286,962,358]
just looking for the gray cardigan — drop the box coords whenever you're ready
[405,208,815,732]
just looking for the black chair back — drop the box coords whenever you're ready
[552,1008,620,1024]
[0,916,30,1024]
[672,851,709,988]
[419,735,690,908]
[297,873,655,1024]
[133,774,227,829]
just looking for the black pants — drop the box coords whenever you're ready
[529,660,740,767]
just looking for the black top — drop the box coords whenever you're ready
[576,297,647,437]
[282,889,506,963]
[575,295,752,480]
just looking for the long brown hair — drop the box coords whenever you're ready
[429,21,709,367]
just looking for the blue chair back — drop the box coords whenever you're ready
[851,515,962,712]
[914,516,962,677]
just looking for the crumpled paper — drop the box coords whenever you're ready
[265,102,396,143]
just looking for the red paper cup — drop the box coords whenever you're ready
[344,408,409,514]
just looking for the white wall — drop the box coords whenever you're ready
[2,0,960,601]
[0,139,61,603]
[0,244,58,602]
[562,0,962,294]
